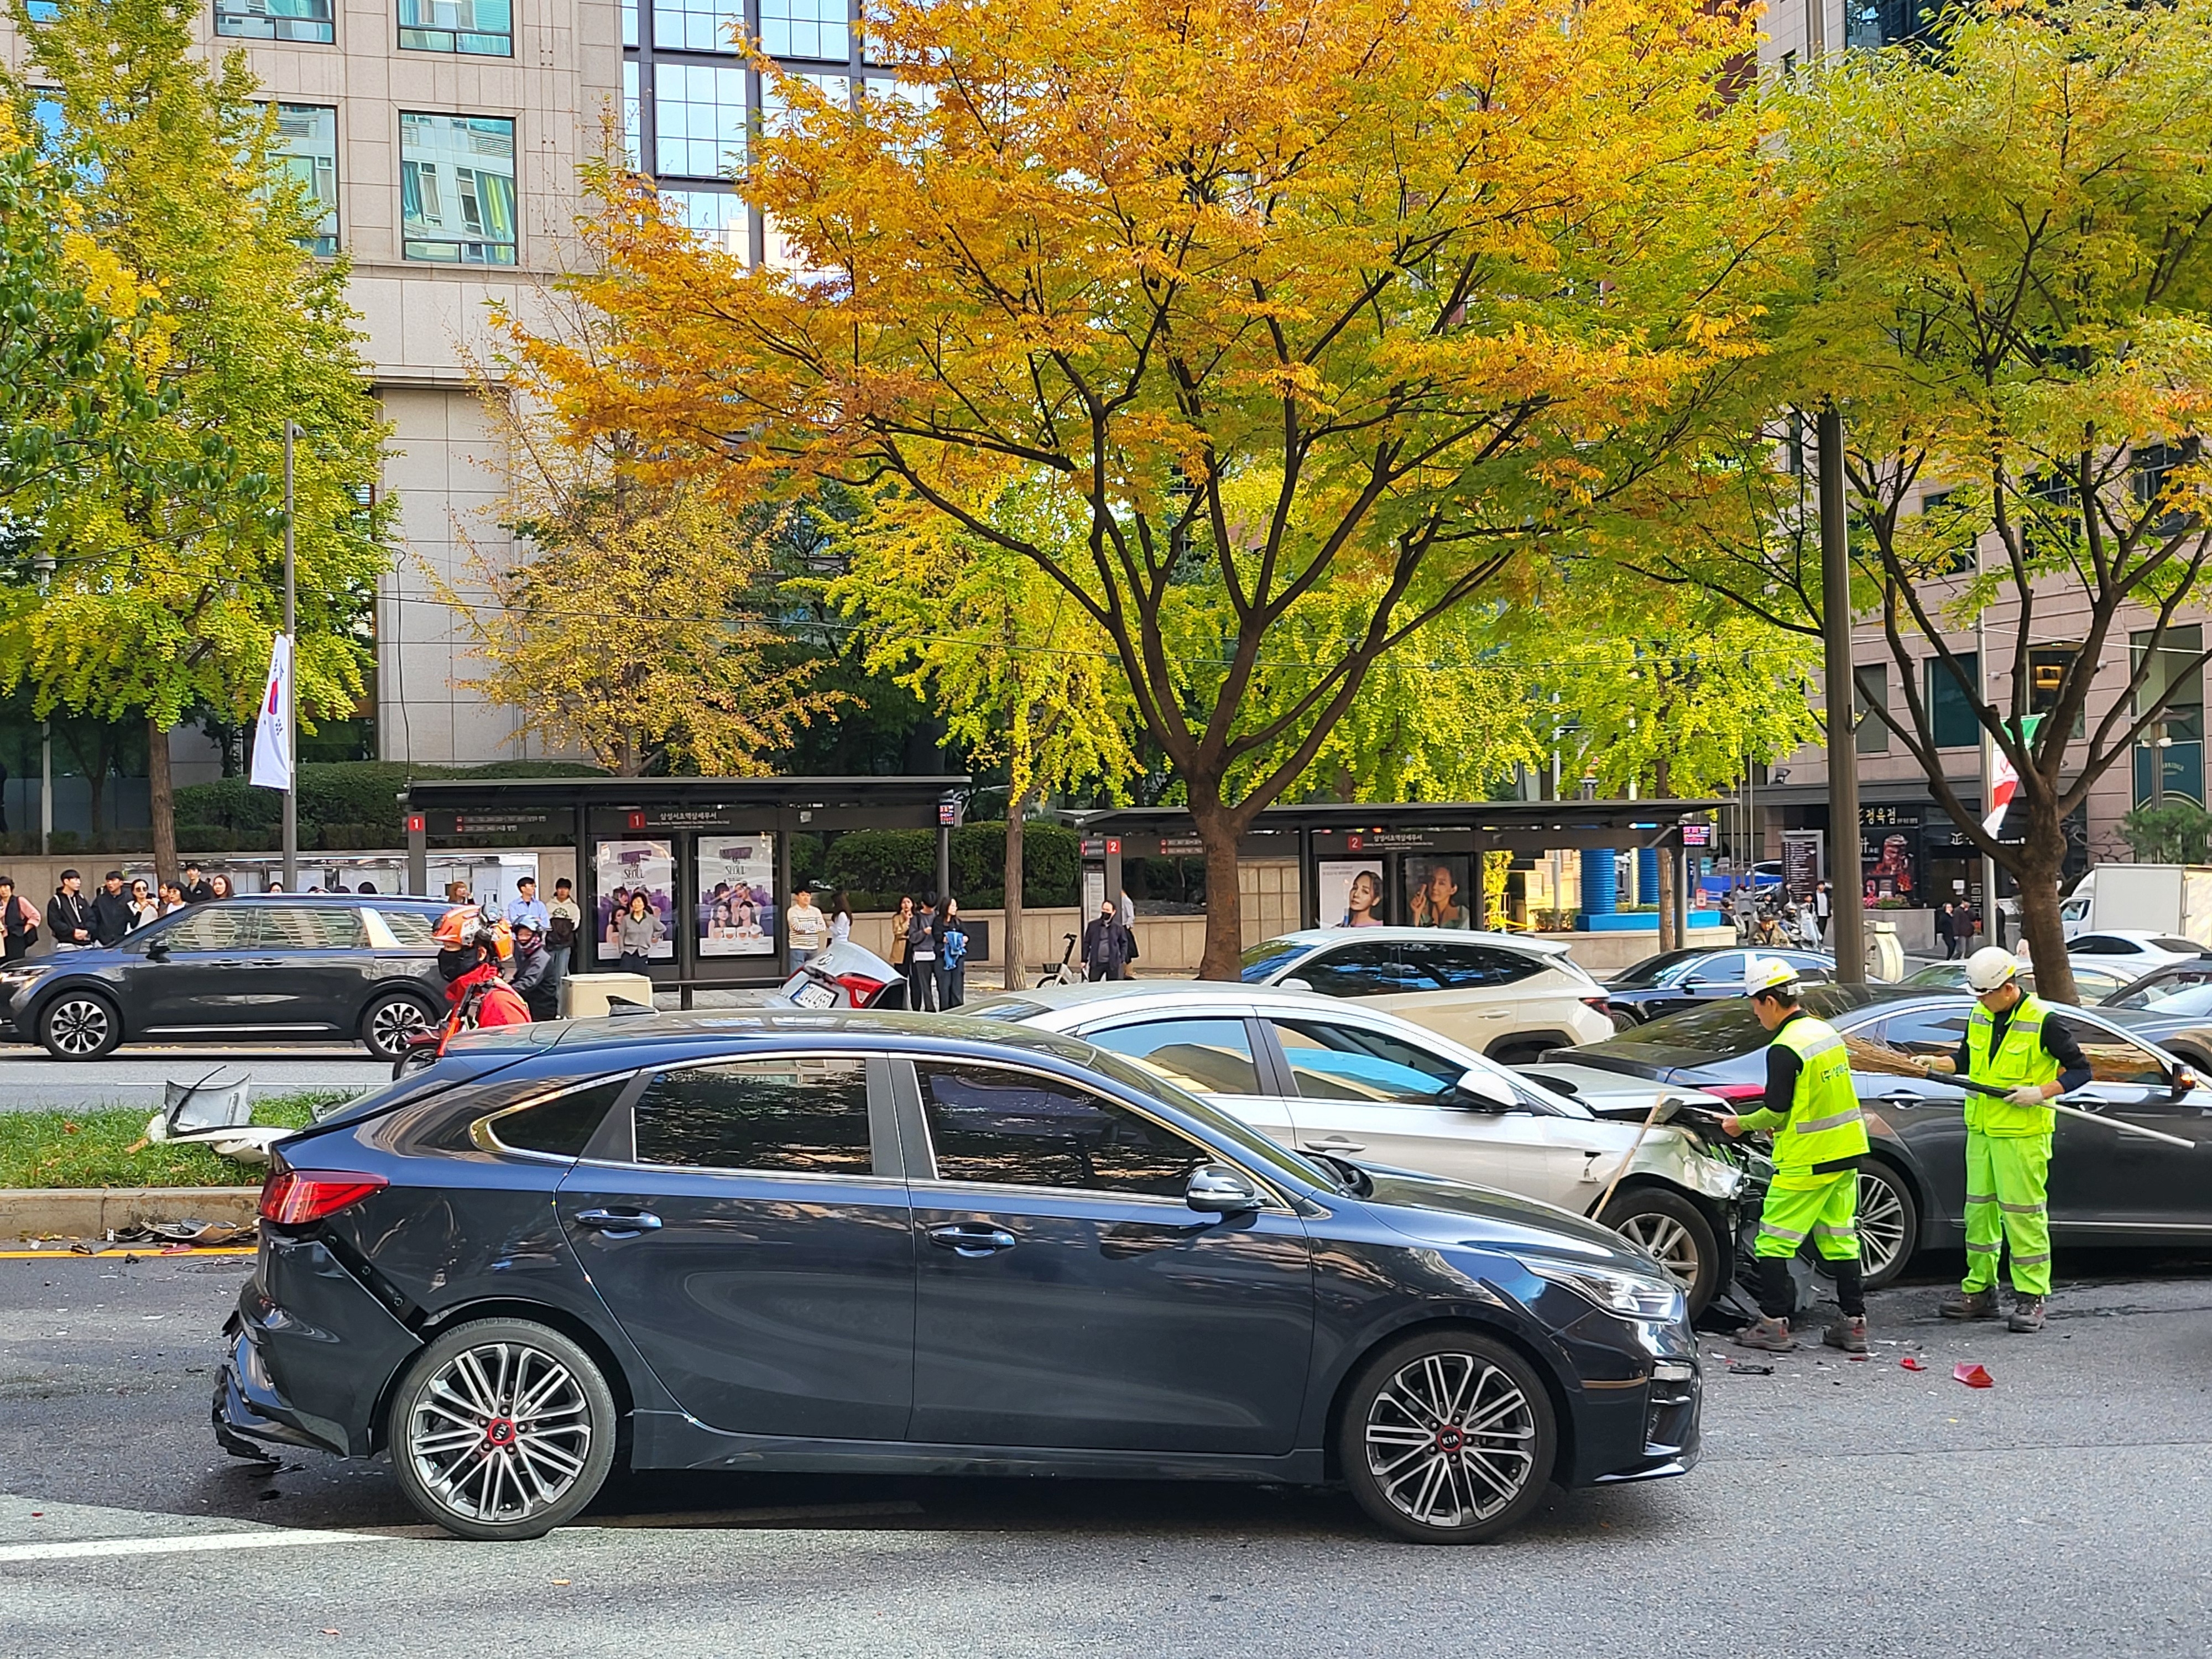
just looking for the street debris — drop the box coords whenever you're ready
[1953,1362,1995,1389]
[1725,1359,1775,1376]
[1901,1357,1927,1371]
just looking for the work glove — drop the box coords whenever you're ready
[2004,1084,2048,1107]
[1918,1055,1956,1076]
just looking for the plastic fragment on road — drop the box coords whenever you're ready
[1953,1362,1994,1389]
[1726,1360,1775,1376]
[1900,1356,1927,1371]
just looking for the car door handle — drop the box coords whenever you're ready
[1302,1136,1366,1153]
[1474,1008,1510,1019]
[1877,1093,1928,1108]
[927,1223,1017,1257]
[574,1208,662,1238]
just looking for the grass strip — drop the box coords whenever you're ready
[0,1094,347,1189]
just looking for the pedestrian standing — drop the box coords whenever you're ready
[1936,902,1956,961]
[48,870,94,949]
[938,898,968,1009]
[92,870,135,946]
[1082,899,1133,983]
[180,862,215,904]
[0,877,40,961]
[1721,958,1872,1354]
[505,875,549,935]
[545,877,580,996]
[888,895,914,989]
[1932,948,2091,1333]
[614,891,662,975]
[787,887,828,966]
[158,881,187,917]
[207,873,236,901]
[827,890,853,947]
[1813,880,1832,947]
[909,894,940,1010]
[127,878,158,930]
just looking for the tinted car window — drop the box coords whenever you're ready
[492,1077,629,1156]
[372,907,439,947]
[1239,939,1313,983]
[1871,1006,1970,1055]
[161,906,254,951]
[1084,1019,1263,1095]
[1608,950,1707,989]
[2122,980,2212,1018]
[1682,952,1746,987]
[1573,985,1888,1066]
[1295,942,1405,998]
[255,905,367,949]
[1271,1018,1463,1104]
[2072,936,2136,954]
[915,1061,1207,1198]
[2152,937,2201,954]
[1403,941,1543,989]
[2055,1018,2171,1085]
[634,1056,873,1175]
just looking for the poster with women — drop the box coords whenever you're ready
[1404,857,1472,928]
[592,839,675,960]
[1318,860,1387,928]
[697,834,777,957]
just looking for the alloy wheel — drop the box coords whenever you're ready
[47,997,111,1057]
[1361,1351,1538,1530]
[1614,1212,1699,1293]
[404,1340,594,1527]
[369,999,431,1057]
[1855,1170,1908,1280]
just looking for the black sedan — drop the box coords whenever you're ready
[217,1011,1702,1544]
[2,895,452,1061]
[1603,948,1837,1027]
[1556,988,2212,1287]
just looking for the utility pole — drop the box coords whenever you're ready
[33,551,53,854]
[281,421,299,891]
[1819,403,1865,983]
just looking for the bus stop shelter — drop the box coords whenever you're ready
[1067,799,1724,930]
[403,775,968,995]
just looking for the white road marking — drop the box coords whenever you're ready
[0,1529,375,1563]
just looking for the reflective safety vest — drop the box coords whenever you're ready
[1964,993,2060,1137]
[1767,1015,1869,1177]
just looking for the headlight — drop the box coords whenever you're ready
[0,968,45,992]
[1527,1258,1685,1323]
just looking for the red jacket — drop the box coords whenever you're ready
[446,961,531,1029]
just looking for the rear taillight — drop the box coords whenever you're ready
[836,973,889,1006]
[1581,997,1611,1014]
[259,1170,389,1226]
[1701,1083,1768,1104]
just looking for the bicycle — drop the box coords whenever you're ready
[1033,932,1079,988]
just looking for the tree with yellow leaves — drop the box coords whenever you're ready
[523,0,1779,972]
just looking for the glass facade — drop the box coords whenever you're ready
[760,0,848,61]
[399,113,519,265]
[762,72,850,138]
[272,103,340,257]
[215,0,335,44]
[623,62,643,168]
[651,0,739,53]
[662,189,749,259]
[655,64,747,179]
[399,0,513,55]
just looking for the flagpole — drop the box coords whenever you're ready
[282,421,298,892]
[1977,554,1997,948]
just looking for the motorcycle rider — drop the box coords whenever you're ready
[435,912,530,1033]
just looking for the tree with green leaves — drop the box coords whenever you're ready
[0,0,393,880]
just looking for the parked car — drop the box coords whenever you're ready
[2063,929,2206,977]
[216,1010,1702,1544]
[0,895,454,1061]
[967,982,1747,1313]
[2101,957,2212,1013]
[1901,958,2131,1004]
[1553,987,2212,1287]
[1237,928,1614,1062]
[775,938,910,1009]
[1603,948,1837,1027]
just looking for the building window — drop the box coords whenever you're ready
[651,0,738,53]
[1853,664,1888,755]
[622,62,642,168]
[654,65,746,179]
[661,189,749,259]
[400,113,518,265]
[215,0,335,44]
[399,0,512,55]
[763,72,850,138]
[622,0,638,46]
[1926,652,1980,749]
[270,103,339,257]
[2027,644,2085,739]
[2133,624,2205,807]
[761,0,848,61]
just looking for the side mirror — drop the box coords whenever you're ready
[2171,1068,2197,1100]
[1186,1163,1263,1215]
[145,940,170,962]
[1277,977,1313,993]
[1454,1068,1515,1112]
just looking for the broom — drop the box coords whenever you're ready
[1840,1033,2197,1149]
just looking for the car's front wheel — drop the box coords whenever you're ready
[1598,1187,1720,1316]
[359,990,436,1061]
[38,990,121,1060]
[1338,1329,1556,1544]
[387,1318,617,1541]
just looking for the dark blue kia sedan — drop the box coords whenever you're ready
[216,1011,1701,1543]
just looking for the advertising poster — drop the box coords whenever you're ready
[1780,831,1824,902]
[593,839,675,961]
[1318,859,1387,928]
[696,833,777,958]
[1404,855,1473,929]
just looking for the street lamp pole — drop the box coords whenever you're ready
[1819,404,1865,983]
[282,421,299,891]
[33,552,53,856]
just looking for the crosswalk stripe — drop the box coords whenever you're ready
[0,1529,374,1563]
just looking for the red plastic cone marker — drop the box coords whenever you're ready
[1900,1356,1926,1371]
[1953,1362,1994,1389]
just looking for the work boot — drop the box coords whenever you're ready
[1734,1316,1797,1353]
[2008,1295,2047,1334]
[1940,1286,2001,1321]
[1823,1313,1869,1355]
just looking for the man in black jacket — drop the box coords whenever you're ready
[1082,900,1133,983]
[507,922,560,1021]
[180,862,216,905]
[46,870,94,950]
[91,870,135,946]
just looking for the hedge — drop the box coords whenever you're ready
[823,821,1078,910]
[173,760,604,851]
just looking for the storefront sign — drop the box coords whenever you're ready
[1680,823,1711,846]
[1780,830,1823,899]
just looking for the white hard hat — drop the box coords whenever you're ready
[1964,946,2020,993]
[1744,956,1802,999]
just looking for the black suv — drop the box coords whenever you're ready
[1,894,453,1061]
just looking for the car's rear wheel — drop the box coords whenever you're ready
[1338,1329,1556,1544]
[387,1318,617,1541]
[359,990,436,1061]
[1811,1160,1918,1291]
[38,990,120,1060]
[1597,1187,1720,1316]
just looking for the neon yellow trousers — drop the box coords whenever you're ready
[1752,1170,1860,1261]
[1961,1130,2053,1297]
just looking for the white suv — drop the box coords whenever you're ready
[1238,928,1613,1063]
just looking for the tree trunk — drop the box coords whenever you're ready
[148,714,176,886]
[1653,758,1677,952]
[2008,796,2073,1006]
[1002,788,1032,992]
[1190,791,1246,979]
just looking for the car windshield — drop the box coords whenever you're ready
[1239,939,1311,983]
[1575,983,1887,1066]
[2124,982,2212,1019]
[1078,1045,1345,1193]
[1903,963,1965,988]
[1608,949,1707,988]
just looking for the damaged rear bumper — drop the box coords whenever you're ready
[213,1317,341,1458]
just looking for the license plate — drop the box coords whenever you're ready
[794,982,839,1010]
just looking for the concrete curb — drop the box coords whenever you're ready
[0,1186,260,1240]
